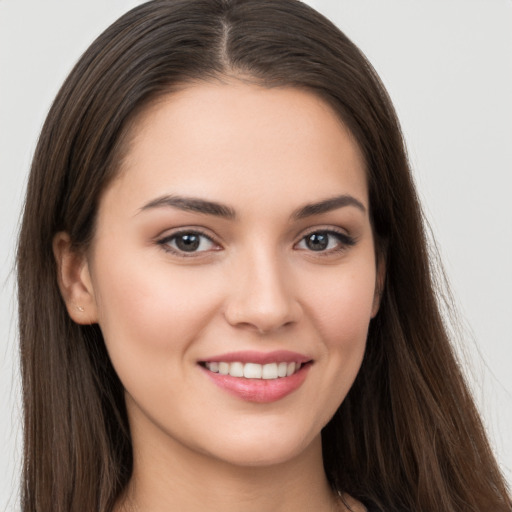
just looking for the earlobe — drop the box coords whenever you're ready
[53,232,98,325]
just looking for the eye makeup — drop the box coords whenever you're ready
[294,229,356,255]
[157,229,221,257]
[156,225,357,260]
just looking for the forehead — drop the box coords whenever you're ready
[101,81,368,219]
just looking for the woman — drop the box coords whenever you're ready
[16,0,511,511]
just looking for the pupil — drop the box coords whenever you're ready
[306,233,328,251]
[176,234,200,252]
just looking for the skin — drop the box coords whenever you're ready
[55,81,383,512]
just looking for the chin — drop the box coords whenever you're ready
[198,425,320,469]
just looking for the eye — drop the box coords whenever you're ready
[158,230,219,255]
[295,230,355,253]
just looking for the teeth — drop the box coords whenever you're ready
[277,362,288,377]
[262,363,277,380]
[218,362,229,375]
[204,361,303,380]
[229,362,244,377]
[244,363,262,379]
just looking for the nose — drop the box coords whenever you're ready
[223,248,302,334]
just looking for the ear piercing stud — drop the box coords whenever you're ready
[75,305,85,312]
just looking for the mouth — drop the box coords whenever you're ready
[198,351,313,403]
[201,361,310,380]
[201,361,306,380]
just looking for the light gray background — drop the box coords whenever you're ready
[1,0,511,509]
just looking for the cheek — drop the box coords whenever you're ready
[90,255,227,423]
[295,262,376,431]
[90,247,222,359]
[305,262,377,349]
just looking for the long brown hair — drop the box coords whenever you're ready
[17,1,511,510]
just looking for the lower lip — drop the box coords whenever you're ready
[200,364,311,403]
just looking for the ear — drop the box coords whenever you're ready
[371,256,386,318]
[53,232,98,324]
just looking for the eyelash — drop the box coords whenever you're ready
[156,228,356,257]
[157,229,219,257]
[294,229,356,256]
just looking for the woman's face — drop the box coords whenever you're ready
[79,82,381,468]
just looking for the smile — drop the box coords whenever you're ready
[199,351,312,403]
[204,361,302,380]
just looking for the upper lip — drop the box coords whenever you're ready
[199,350,312,365]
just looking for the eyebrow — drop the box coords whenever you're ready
[139,195,236,219]
[292,194,366,219]
[139,193,366,220]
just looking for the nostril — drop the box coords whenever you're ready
[223,264,303,333]
[224,296,302,334]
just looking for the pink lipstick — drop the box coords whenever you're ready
[199,350,312,403]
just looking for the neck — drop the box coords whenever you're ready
[118,429,340,512]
